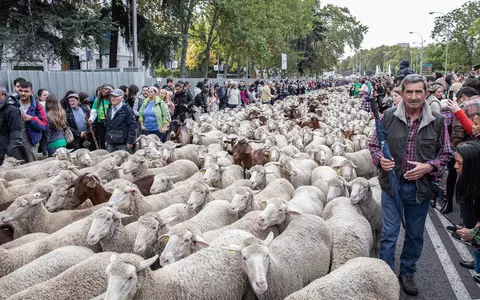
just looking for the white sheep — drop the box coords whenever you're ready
[308,144,333,166]
[104,229,255,300]
[149,159,199,185]
[256,197,301,232]
[311,165,338,194]
[158,200,238,265]
[0,193,99,234]
[161,144,202,167]
[186,180,252,211]
[86,207,136,253]
[8,252,115,300]
[345,149,376,178]
[0,246,94,299]
[326,175,350,202]
[202,162,245,188]
[350,177,382,256]
[0,232,49,250]
[281,157,318,189]
[284,257,400,300]
[322,197,373,270]
[289,185,326,214]
[149,171,203,194]
[227,214,332,299]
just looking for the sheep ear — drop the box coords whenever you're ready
[31,196,46,205]
[207,187,218,192]
[113,211,131,219]
[137,255,158,272]
[193,234,209,247]
[222,244,242,253]
[263,231,275,246]
[106,187,114,193]
[168,175,178,180]
[158,234,169,243]
[110,254,117,263]
[161,216,177,225]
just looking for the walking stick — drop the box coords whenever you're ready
[85,114,100,150]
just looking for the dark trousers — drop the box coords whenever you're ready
[94,122,106,150]
[445,158,457,210]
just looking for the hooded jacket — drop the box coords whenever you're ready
[396,60,414,81]
[0,97,23,162]
[20,95,49,145]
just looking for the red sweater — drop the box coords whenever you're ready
[454,110,474,136]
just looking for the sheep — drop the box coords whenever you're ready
[105,231,255,299]
[311,165,337,195]
[0,217,101,277]
[322,197,373,270]
[227,214,332,299]
[0,246,94,299]
[70,148,94,168]
[8,252,115,300]
[350,177,382,257]
[1,159,73,181]
[86,207,136,253]
[149,171,204,195]
[120,155,152,181]
[49,169,78,186]
[90,158,123,182]
[330,141,346,156]
[161,144,202,167]
[202,162,245,188]
[344,149,376,178]
[253,177,294,204]
[158,200,238,265]
[326,175,350,202]
[203,211,280,242]
[281,157,318,189]
[133,203,196,256]
[284,257,400,300]
[0,193,99,234]
[186,180,252,211]
[1,232,49,250]
[289,185,326,214]
[44,185,76,212]
[149,159,199,186]
[256,197,301,232]
[0,157,24,170]
[63,174,112,210]
[247,164,270,189]
[308,144,333,166]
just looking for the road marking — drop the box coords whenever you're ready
[425,214,471,300]
[432,208,480,289]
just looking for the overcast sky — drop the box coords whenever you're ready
[323,0,468,56]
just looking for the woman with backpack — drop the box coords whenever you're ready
[139,86,169,142]
[44,95,67,156]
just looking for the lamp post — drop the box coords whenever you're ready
[409,32,424,75]
[429,11,449,75]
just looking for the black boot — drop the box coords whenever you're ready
[399,275,419,296]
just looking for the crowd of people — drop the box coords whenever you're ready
[0,77,339,165]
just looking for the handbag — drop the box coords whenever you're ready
[108,130,126,144]
[64,127,74,143]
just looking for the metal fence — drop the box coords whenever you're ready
[0,70,257,98]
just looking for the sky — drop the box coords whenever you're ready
[323,0,469,56]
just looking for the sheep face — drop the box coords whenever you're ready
[239,242,271,295]
[187,183,209,211]
[0,193,45,223]
[316,149,329,166]
[78,153,93,167]
[150,175,172,194]
[49,170,76,185]
[249,169,265,189]
[263,136,276,149]
[350,178,370,205]
[122,156,147,175]
[229,188,253,215]
[202,163,222,186]
[161,147,173,162]
[108,186,136,212]
[158,227,209,266]
[327,177,349,202]
[256,199,287,230]
[87,207,129,245]
[358,137,369,150]
[45,186,74,212]
[134,215,162,254]
[54,147,70,161]
[144,147,162,160]
[338,162,358,182]
[105,255,159,300]
[330,142,345,157]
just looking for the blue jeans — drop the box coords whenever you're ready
[474,248,480,273]
[380,182,430,276]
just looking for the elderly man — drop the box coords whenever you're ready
[105,89,137,153]
[368,74,452,296]
[0,88,23,165]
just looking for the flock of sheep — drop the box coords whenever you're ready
[0,88,400,300]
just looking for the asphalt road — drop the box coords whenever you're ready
[395,199,480,300]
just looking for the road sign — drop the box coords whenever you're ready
[423,63,433,73]
[281,53,287,70]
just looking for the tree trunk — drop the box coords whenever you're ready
[202,8,220,78]
[109,0,122,68]
[236,58,242,78]
[179,0,196,78]
[224,54,230,77]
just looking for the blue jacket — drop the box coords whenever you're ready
[20,96,49,145]
[105,103,137,145]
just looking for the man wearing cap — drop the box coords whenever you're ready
[89,84,113,149]
[66,93,92,150]
[105,89,137,153]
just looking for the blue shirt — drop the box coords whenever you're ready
[144,101,158,131]
[72,107,87,132]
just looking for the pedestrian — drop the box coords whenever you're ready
[215,82,227,110]
[452,140,480,283]
[207,87,219,113]
[16,81,49,162]
[78,92,91,114]
[227,81,241,109]
[194,85,209,114]
[89,84,113,150]
[163,78,174,93]
[426,83,443,114]
[60,90,76,110]
[44,95,67,156]
[66,93,92,150]
[139,86,169,142]
[164,90,175,118]
[37,89,49,108]
[368,74,452,296]
[260,81,272,104]
[172,83,194,122]
[194,81,203,97]
[0,88,23,165]
[105,89,137,153]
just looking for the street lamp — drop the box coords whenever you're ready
[429,11,449,75]
[410,32,424,75]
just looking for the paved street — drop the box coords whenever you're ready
[395,200,480,300]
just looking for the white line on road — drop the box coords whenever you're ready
[433,208,480,289]
[425,214,471,300]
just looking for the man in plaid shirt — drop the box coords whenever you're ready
[368,74,452,297]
